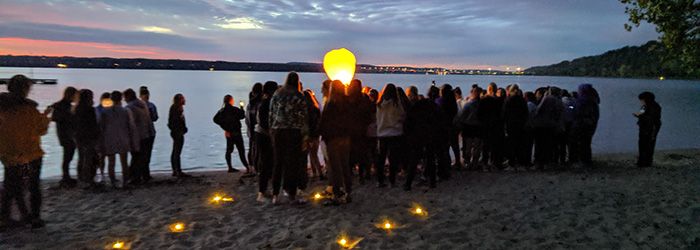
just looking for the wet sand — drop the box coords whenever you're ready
[1,149,699,249]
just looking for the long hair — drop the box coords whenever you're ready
[62,86,78,102]
[347,79,363,100]
[427,85,440,101]
[77,89,94,108]
[406,85,419,103]
[328,80,346,104]
[304,89,320,109]
[123,88,137,102]
[378,83,398,106]
[250,82,263,101]
[173,93,185,106]
[284,71,300,90]
[263,81,278,98]
[487,82,497,96]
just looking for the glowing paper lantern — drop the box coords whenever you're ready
[323,48,356,85]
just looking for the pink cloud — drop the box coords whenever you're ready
[0,38,203,59]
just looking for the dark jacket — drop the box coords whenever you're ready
[502,95,529,129]
[168,105,187,136]
[637,101,661,134]
[573,84,600,129]
[347,94,374,138]
[307,103,321,139]
[319,96,355,141]
[478,96,504,131]
[533,96,564,131]
[52,99,75,146]
[74,105,100,145]
[219,104,245,133]
[404,98,447,145]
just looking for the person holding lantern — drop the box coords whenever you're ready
[320,80,355,205]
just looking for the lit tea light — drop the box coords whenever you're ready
[416,208,422,214]
[112,241,124,249]
[384,222,391,229]
[211,194,234,203]
[336,234,362,249]
[170,222,185,232]
[314,193,321,200]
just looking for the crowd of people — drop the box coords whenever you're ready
[0,72,662,230]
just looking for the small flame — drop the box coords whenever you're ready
[112,242,124,249]
[339,238,347,246]
[314,193,321,200]
[384,222,391,229]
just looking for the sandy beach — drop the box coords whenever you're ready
[1,149,699,249]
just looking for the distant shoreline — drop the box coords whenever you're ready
[0,55,525,76]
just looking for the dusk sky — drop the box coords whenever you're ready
[0,0,659,70]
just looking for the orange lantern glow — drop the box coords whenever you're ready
[112,242,124,249]
[323,48,356,85]
[170,222,185,232]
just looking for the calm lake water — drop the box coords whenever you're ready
[1,67,699,179]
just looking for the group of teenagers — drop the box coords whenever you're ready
[49,84,190,190]
[0,71,662,229]
[239,72,601,206]
[0,74,191,230]
[235,72,662,206]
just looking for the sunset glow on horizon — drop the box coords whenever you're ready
[0,0,659,70]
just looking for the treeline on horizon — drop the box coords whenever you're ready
[0,56,446,75]
[525,40,697,80]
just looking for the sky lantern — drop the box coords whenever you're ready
[323,48,356,85]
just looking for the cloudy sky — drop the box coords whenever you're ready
[0,0,659,70]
